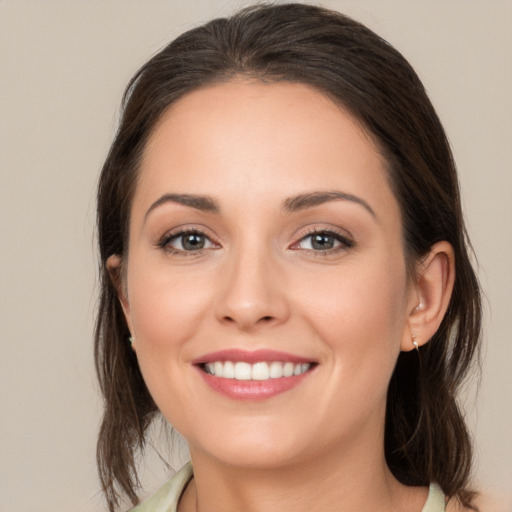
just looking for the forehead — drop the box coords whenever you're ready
[134,80,396,219]
[145,80,377,162]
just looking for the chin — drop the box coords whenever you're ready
[185,417,330,471]
[206,441,305,470]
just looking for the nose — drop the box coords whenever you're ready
[214,247,290,331]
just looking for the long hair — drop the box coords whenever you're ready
[95,4,481,510]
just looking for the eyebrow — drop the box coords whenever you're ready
[144,189,375,221]
[283,191,376,217]
[145,193,220,221]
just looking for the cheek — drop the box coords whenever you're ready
[126,260,212,361]
[297,255,409,380]
[302,261,408,337]
[124,264,213,425]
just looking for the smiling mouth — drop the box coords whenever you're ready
[201,361,313,381]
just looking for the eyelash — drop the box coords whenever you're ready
[290,228,355,255]
[156,227,354,256]
[157,228,218,256]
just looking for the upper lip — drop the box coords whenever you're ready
[191,349,315,365]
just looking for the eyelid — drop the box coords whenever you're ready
[156,225,220,254]
[289,226,355,252]
[154,224,354,255]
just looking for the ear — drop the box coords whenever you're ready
[106,254,134,337]
[401,241,455,352]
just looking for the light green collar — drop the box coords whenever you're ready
[128,463,193,512]
[422,482,447,512]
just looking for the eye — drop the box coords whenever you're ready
[292,230,354,252]
[160,230,217,253]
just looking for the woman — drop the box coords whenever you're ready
[95,4,482,511]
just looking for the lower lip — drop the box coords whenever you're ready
[197,368,311,400]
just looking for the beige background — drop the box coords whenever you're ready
[0,1,511,511]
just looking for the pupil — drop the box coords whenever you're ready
[183,234,204,250]
[312,233,334,250]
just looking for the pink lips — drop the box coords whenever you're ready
[192,349,316,401]
[192,348,313,365]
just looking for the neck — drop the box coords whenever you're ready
[180,429,425,512]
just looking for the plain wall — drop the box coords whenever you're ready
[0,1,511,511]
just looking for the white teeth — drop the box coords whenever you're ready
[252,362,269,380]
[269,361,284,378]
[234,362,252,380]
[223,361,235,378]
[283,362,294,377]
[203,361,311,380]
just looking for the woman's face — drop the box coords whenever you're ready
[119,80,418,469]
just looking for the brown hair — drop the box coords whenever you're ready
[95,3,481,510]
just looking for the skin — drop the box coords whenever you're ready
[110,80,456,512]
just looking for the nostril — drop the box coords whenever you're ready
[222,314,274,325]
